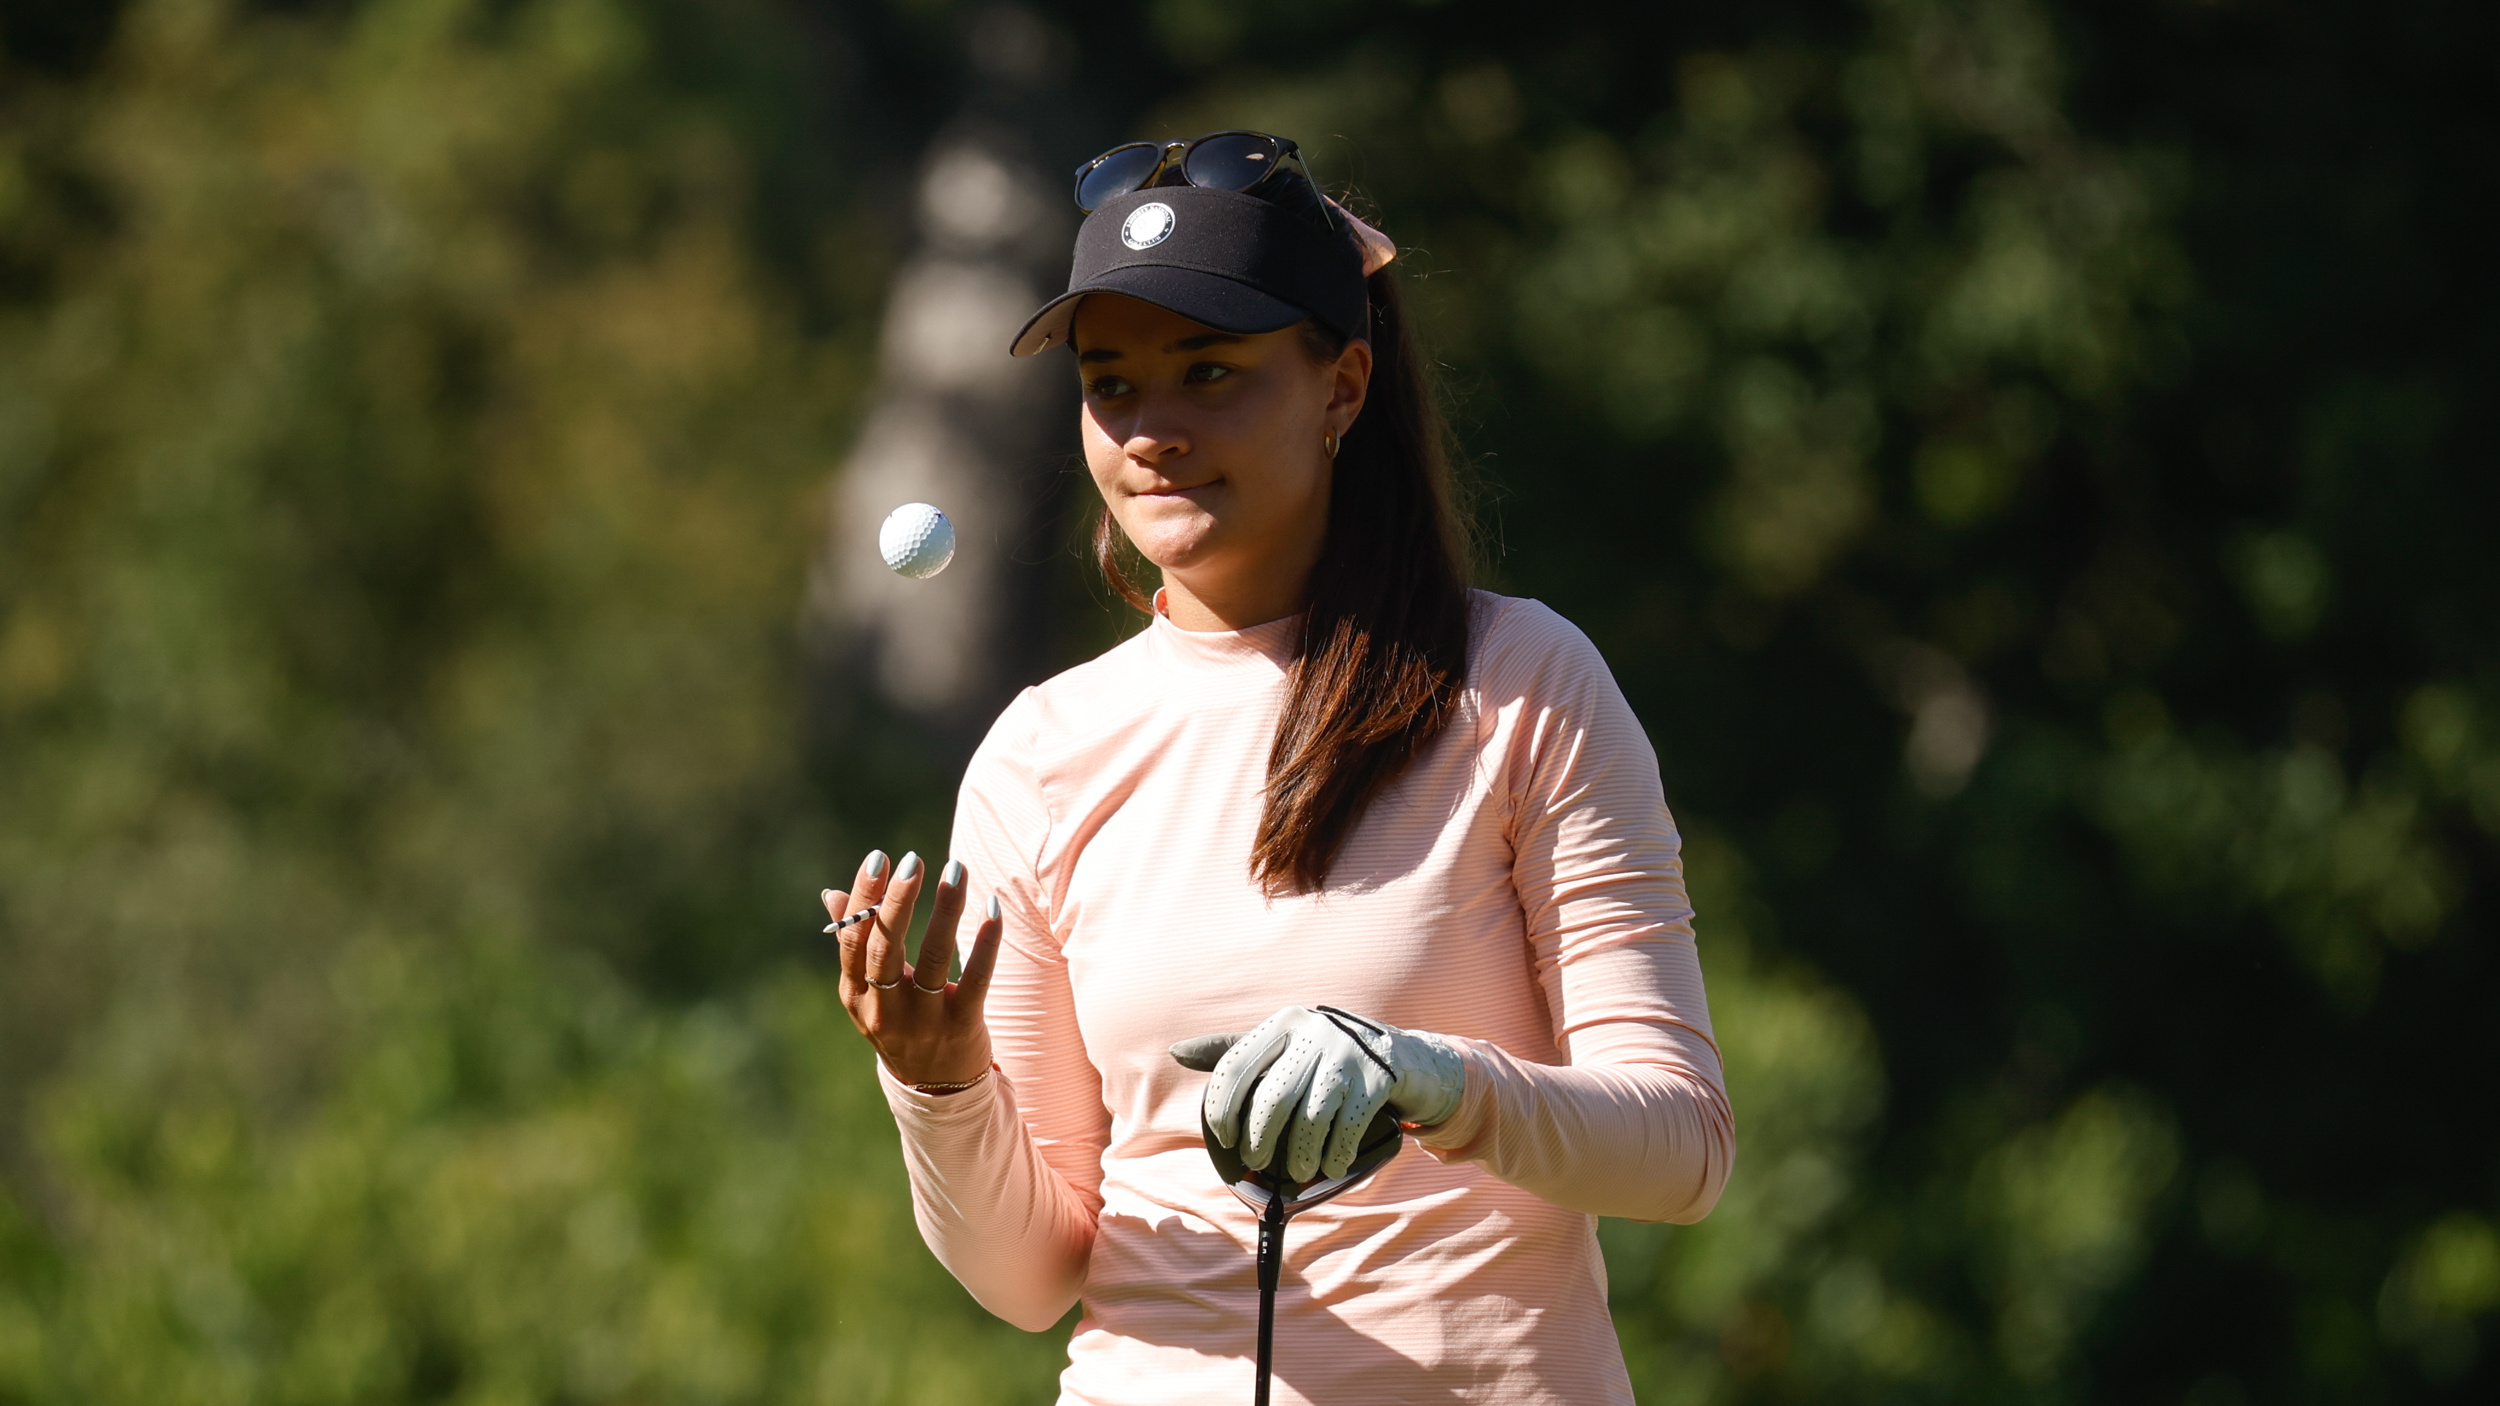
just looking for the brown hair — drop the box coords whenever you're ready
[1091,267,1476,893]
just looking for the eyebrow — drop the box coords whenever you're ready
[1076,331,1247,364]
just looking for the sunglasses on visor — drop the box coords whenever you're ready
[1073,130,1338,228]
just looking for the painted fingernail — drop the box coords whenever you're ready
[865,850,889,878]
[896,852,923,882]
[942,858,966,888]
[986,895,1002,922]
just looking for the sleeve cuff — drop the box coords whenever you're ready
[875,1058,1005,1128]
[1409,1039,1499,1162]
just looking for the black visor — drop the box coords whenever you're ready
[1009,185,1366,357]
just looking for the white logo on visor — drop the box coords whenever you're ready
[1121,202,1177,250]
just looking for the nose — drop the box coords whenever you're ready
[1124,429,1190,465]
[1120,397,1193,466]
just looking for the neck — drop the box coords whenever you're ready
[1158,525,1326,632]
[1158,568,1308,632]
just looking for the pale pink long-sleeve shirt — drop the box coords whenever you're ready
[880,591,1733,1405]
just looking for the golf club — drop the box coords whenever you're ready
[1179,1043,1406,1406]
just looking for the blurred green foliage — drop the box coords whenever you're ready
[3,0,2494,1402]
[0,0,866,1045]
[2,943,1065,1403]
[0,0,1011,1396]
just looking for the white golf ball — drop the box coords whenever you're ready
[878,501,956,579]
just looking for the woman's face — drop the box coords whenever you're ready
[1071,293,1370,622]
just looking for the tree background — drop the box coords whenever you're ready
[1,0,2493,1402]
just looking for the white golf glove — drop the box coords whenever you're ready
[1172,1005,1467,1183]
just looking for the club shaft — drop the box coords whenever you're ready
[1254,1196,1285,1406]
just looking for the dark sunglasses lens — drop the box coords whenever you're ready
[1077,144,1166,211]
[1181,133,1288,194]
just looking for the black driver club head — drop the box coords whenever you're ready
[1201,1102,1403,1218]
[1176,1036,1406,1406]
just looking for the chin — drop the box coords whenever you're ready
[1120,507,1225,571]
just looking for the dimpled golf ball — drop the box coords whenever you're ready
[878,502,956,579]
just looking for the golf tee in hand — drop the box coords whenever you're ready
[825,849,1002,1091]
[1177,1006,1467,1183]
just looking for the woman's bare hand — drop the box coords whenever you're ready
[823,849,1003,1089]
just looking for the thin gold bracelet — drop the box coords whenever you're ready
[910,1068,992,1096]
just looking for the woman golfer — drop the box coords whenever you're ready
[821,131,1734,1405]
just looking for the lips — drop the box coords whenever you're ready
[1131,476,1217,499]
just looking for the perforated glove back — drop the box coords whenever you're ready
[1177,1005,1466,1183]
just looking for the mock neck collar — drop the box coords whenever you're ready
[1143,587,1303,675]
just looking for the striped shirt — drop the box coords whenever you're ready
[880,590,1734,1405]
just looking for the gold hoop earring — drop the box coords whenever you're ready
[1323,431,1340,459]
